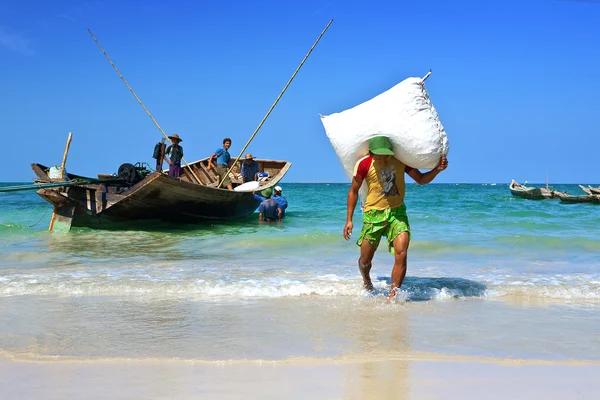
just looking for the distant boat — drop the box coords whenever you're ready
[558,192,600,204]
[576,184,600,196]
[509,180,557,200]
[587,186,600,195]
[32,157,291,231]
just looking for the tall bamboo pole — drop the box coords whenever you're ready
[87,29,201,183]
[218,19,333,188]
[49,132,73,231]
[59,132,73,181]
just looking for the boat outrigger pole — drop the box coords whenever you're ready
[0,179,109,193]
[218,19,334,188]
[87,29,202,184]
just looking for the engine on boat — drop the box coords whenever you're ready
[118,163,151,185]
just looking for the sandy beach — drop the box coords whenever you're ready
[2,353,599,399]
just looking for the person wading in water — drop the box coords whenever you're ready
[343,136,448,301]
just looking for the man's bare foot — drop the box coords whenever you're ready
[387,286,398,303]
[359,260,373,291]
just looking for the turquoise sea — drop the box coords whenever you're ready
[1,182,599,364]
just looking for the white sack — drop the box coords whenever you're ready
[320,77,449,182]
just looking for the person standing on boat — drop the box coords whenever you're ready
[241,154,260,183]
[165,134,184,179]
[207,138,233,190]
[343,136,448,301]
[257,188,282,222]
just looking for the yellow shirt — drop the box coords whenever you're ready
[353,156,411,211]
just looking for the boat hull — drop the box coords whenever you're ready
[509,181,557,200]
[558,194,600,204]
[509,188,552,200]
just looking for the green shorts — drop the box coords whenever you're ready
[214,164,232,187]
[356,205,411,255]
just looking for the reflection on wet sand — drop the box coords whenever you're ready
[345,307,412,399]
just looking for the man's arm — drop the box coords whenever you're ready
[164,145,173,166]
[207,153,216,170]
[252,191,266,202]
[277,206,282,220]
[406,155,448,185]
[344,176,363,240]
[258,212,263,221]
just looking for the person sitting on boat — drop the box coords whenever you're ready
[207,138,233,190]
[241,153,260,183]
[165,134,184,179]
[257,188,282,222]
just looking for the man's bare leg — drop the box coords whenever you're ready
[359,240,377,291]
[388,232,410,301]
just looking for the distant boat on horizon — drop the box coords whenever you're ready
[509,180,558,200]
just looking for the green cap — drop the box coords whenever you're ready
[261,188,273,198]
[368,136,395,156]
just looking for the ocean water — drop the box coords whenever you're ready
[1,183,599,362]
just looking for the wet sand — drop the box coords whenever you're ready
[1,354,599,399]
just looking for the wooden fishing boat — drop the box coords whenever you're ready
[509,180,557,200]
[558,192,600,204]
[32,157,291,231]
[576,185,600,196]
[587,186,600,195]
[578,185,593,195]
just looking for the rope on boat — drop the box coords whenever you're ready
[0,178,117,193]
[29,206,50,228]
[87,29,202,185]
[218,19,334,188]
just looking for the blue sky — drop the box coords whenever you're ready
[1,0,599,184]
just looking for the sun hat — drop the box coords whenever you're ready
[261,188,273,198]
[274,186,282,193]
[368,136,394,156]
[245,153,255,160]
[168,133,182,142]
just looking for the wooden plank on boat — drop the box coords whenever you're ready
[190,165,207,185]
[181,168,199,184]
[199,163,218,183]
[197,166,213,184]
[31,163,50,181]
